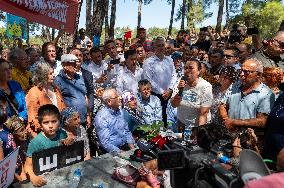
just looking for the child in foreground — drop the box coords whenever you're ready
[24,104,68,187]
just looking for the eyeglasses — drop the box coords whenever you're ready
[83,53,90,56]
[117,50,123,53]
[47,50,56,53]
[109,95,120,100]
[223,55,235,59]
[241,69,256,75]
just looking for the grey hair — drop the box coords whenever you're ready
[102,88,117,104]
[32,60,52,87]
[8,48,26,63]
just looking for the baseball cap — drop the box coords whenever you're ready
[61,54,78,63]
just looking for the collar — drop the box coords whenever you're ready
[152,54,166,62]
[107,107,121,115]
[138,93,151,103]
[59,69,80,80]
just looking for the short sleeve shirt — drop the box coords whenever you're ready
[221,82,275,120]
[26,129,67,157]
[177,77,213,125]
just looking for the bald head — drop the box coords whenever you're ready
[242,58,263,73]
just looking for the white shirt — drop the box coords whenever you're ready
[116,67,143,95]
[87,61,108,81]
[176,77,213,126]
[103,57,123,87]
[142,55,177,94]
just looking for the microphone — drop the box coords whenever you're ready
[178,76,188,96]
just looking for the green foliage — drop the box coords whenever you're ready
[175,0,213,28]
[137,121,164,141]
[232,1,284,38]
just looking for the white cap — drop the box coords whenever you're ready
[61,54,78,63]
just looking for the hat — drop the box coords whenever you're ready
[61,54,78,63]
[122,91,136,105]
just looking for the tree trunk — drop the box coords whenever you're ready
[90,0,108,39]
[51,28,55,40]
[225,0,229,28]
[216,0,224,34]
[137,0,142,31]
[181,0,186,30]
[104,0,110,40]
[168,0,175,37]
[86,0,92,36]
[109,0,116,39]
[186,0,193,30]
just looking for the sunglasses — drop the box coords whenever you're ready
[241,69,256,75]
[223,55,235,59]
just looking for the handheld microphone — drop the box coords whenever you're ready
[178,76,188,96]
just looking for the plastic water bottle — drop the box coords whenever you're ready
[70,168,81,188]
[183,125,191,142]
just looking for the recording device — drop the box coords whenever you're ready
[247,27,259,35]
[110,58,120,65]
[178,76,188,96]
[157,149,186,170]
[137,139,158,158]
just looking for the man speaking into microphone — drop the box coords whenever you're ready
[170,58,213,131]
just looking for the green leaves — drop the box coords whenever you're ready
[137,121,164,141]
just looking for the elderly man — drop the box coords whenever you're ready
[54,54,89,127]
[219,58,275,136]
[8,48,32,92]
[116,49,143,95]
[94,88,135,154]
[253,31,284,70]
[142,37,177,125]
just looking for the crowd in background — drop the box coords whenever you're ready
[0,24,284,186]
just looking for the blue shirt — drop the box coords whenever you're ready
[136,94,162,125]
[221,82,275,120]
[94,107,135,154]
[0,80,27,122]
[54,70,87,123]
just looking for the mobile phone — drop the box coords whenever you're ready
[110,59,120,65]
[103,70,108,75]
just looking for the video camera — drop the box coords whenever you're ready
[148,123,241,188]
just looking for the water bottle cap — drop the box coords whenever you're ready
[74,168,81,176]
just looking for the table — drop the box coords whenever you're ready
[22,151,142,188]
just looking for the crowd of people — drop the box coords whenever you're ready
[0,24,283,186]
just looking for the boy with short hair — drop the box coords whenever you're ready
[137,79,162,125]
[24,104,68,187]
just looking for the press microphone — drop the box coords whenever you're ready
[178,76,188,96]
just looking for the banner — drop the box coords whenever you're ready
[6,13,27,40]
[0,0,80,33]
[0,147,19,188]
[32,141,84,175]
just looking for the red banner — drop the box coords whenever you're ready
[0,0,80,33]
